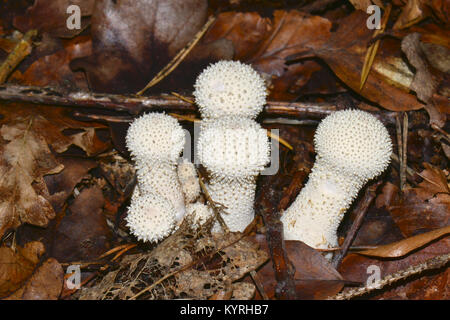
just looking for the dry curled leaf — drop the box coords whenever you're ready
[256,240,346,299]
[6,258,63,300]
[51,186,111,263]
[0,104,109,237]
[10,35,92,90]
[14,0,95,38]
[339,237,449,299]
[71,0,208,93]
[0,241,45,298]
[387,164,449,237]
[358,225,450,258]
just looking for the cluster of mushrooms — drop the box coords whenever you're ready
[125,60,393,256]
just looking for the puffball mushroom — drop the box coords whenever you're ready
[193,60,267,119]
[125,189,177,242]
[125,112,186,242]
[185,202,214,228]
[177,158,201,204]
[197,117,270,232]
[281,109,392,250]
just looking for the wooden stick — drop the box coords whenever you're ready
[0,30,37,83]
[0,84,398,125]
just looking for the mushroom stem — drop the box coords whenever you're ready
[281,158,364,248]
[208,176,257,232]
[136,159,186,223]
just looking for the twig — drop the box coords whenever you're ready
[250,270,269,300]
[328,253,450,300]
[0,84,398,126]
[255,180,297,300]
[396,113,409,191]
[331,180,383,268]
[0,30,37,83]
[402,112,408,190]
[137,16,216,95]
[197,170,230,233]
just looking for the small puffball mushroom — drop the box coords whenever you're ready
[125,112,186,242]
[281,109,392,251]
[136,161,186,222]
[193,60,267,119]
[125,189,177,243]
[197,117,270,232]
[185,202,214,228]
[177,158,201,204]
[126,112,186,164]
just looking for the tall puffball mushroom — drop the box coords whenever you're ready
[197,117,270,232]
[193,60,270,232]
[281,109,392,251]
[125,113,186,242]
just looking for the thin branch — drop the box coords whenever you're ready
[331,180,383,268]
[0,30,37,83]
[328,253,450,300]
[0,84,398,126]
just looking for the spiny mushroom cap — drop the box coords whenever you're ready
[193,60,267,119]
[197,117,270,178]
[314,109,392,182]
[126,190,177,243]
[126,112,185,163]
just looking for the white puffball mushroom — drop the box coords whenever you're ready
[185,202,214,228]
[177,158,201,204]
[197,117,270,232]
[136,161,186,223]
[193,60,267,119]
[126,112,185,163]
[125,112,187,241]
[281,109,392,251]
[126,190,177,243]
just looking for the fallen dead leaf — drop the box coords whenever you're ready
[358,225,450,258]
[255,236,345,299]
[0,104,109,238]
[10,35,92,90]
[339,237,449,299]
[13,0,95,38]
[385,164,450,237]
[6,258,63,300]
[71,0,208,93]
[0,241,44,298]
[51,186,112,263]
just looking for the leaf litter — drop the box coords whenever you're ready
[0,0,448,300]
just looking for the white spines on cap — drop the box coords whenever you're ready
[126,112,185,163]
[125,189,177,243]
[281,109,392,252]
[193,60,267,119]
